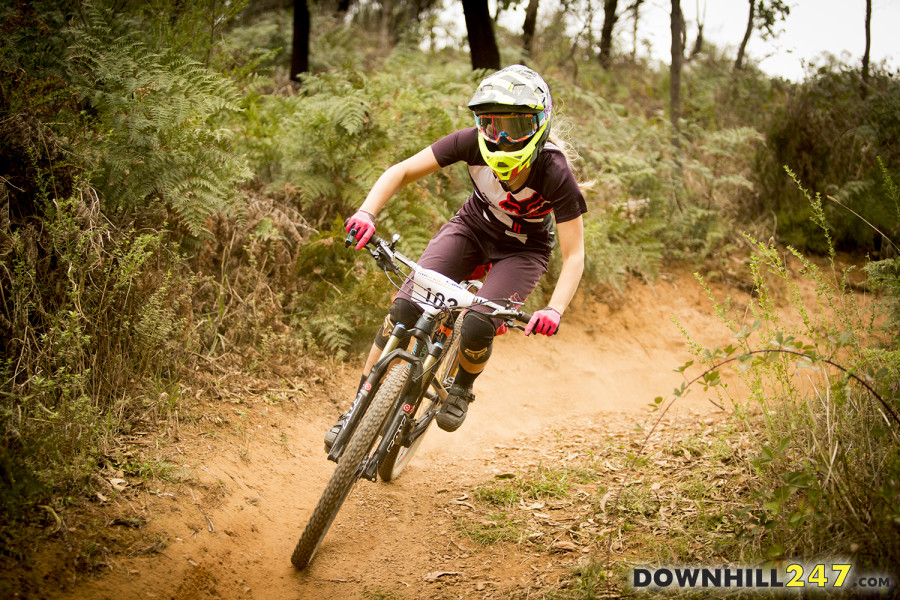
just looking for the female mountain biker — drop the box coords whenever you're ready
[327,64,587,448]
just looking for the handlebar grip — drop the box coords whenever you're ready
[345,229,385,250]
[518,311,533,325]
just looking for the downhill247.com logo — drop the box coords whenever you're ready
[632,564,894,592]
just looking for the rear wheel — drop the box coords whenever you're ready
[378,316,463,482]
[291,364,409,569]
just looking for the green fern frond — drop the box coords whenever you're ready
[67,7,251,235]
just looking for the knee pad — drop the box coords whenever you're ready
[376,298,422,349]
[459,311,495,365]
[389,298,422,327]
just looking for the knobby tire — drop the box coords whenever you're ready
[378,316,463,482]
[291,364,409,569]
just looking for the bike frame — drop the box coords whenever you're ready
[326,310,445,474]
[326,233,529,479]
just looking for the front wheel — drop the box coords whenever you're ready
[291,364,408,569]
[378,316,463,482]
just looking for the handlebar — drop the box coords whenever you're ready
[346,228,532,327]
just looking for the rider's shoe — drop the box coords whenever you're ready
[436,385,475,432]
[324,413,349,452]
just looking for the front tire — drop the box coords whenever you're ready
[291,364,409,569]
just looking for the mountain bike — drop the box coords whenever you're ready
[291,230,532,570]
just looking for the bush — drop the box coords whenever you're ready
[756,64,900,254]
[0,0,248,509]
[0,187,192,509]
[680,169,900,571]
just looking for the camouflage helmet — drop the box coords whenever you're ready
[467,65,552,181]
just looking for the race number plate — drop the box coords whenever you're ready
[411,268,483,311]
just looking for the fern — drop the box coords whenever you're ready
[581,211,665,294]
[233,61,471,234]
[67,6,252,236]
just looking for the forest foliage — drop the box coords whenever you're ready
[0,0,898,585]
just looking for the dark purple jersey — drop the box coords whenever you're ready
[431,127,587,251]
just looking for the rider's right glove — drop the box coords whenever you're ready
[524,307,561,336]
[346,210,376,250]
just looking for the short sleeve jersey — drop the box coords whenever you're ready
[431,127,587,252]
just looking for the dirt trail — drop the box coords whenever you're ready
[37,271,748,600]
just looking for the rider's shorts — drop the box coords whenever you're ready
[396,216,549,327]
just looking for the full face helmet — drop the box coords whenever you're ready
[467,64,552,182]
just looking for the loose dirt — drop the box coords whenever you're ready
[11,269,758,600]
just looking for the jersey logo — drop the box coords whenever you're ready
[499,192,552,218]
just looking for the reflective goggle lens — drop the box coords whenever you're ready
[475,114,539,144]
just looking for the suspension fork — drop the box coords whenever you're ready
[326,312,439,464]
[326,323,414,463]
[361,337,445,481]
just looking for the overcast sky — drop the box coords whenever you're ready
[640,0,900,81]
[470,0,900,82]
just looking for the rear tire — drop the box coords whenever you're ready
[378,316,463,482]
[291,364,409,569]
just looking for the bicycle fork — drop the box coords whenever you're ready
[326,312,443,470]
[359,341,446,481]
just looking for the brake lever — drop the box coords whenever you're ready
[505,318,526,332]
[345,228,357,248]
[375,255,395,273]
[367,239,400,274]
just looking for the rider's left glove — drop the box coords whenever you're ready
[346,210,376,250]
[524,307,561,336]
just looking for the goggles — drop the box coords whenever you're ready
[475,113,541,145]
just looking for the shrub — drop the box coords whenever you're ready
[756,64,900,254]
[679,169,900,571]
[0,186,192,509]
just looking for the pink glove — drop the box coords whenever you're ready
[346,210,376,250]
[525,307,561,336]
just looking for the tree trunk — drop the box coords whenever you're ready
[734,0,755,70]
[862,0,871,88]
[522,0,540,57]
[670,0,683,142]
[381,0,393,50]
[462,0,501,70]
[689,23,703,60]
[630,0,644,61]
[598,0,618,69]
[691,0,706,59]
[290,0,310,82]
